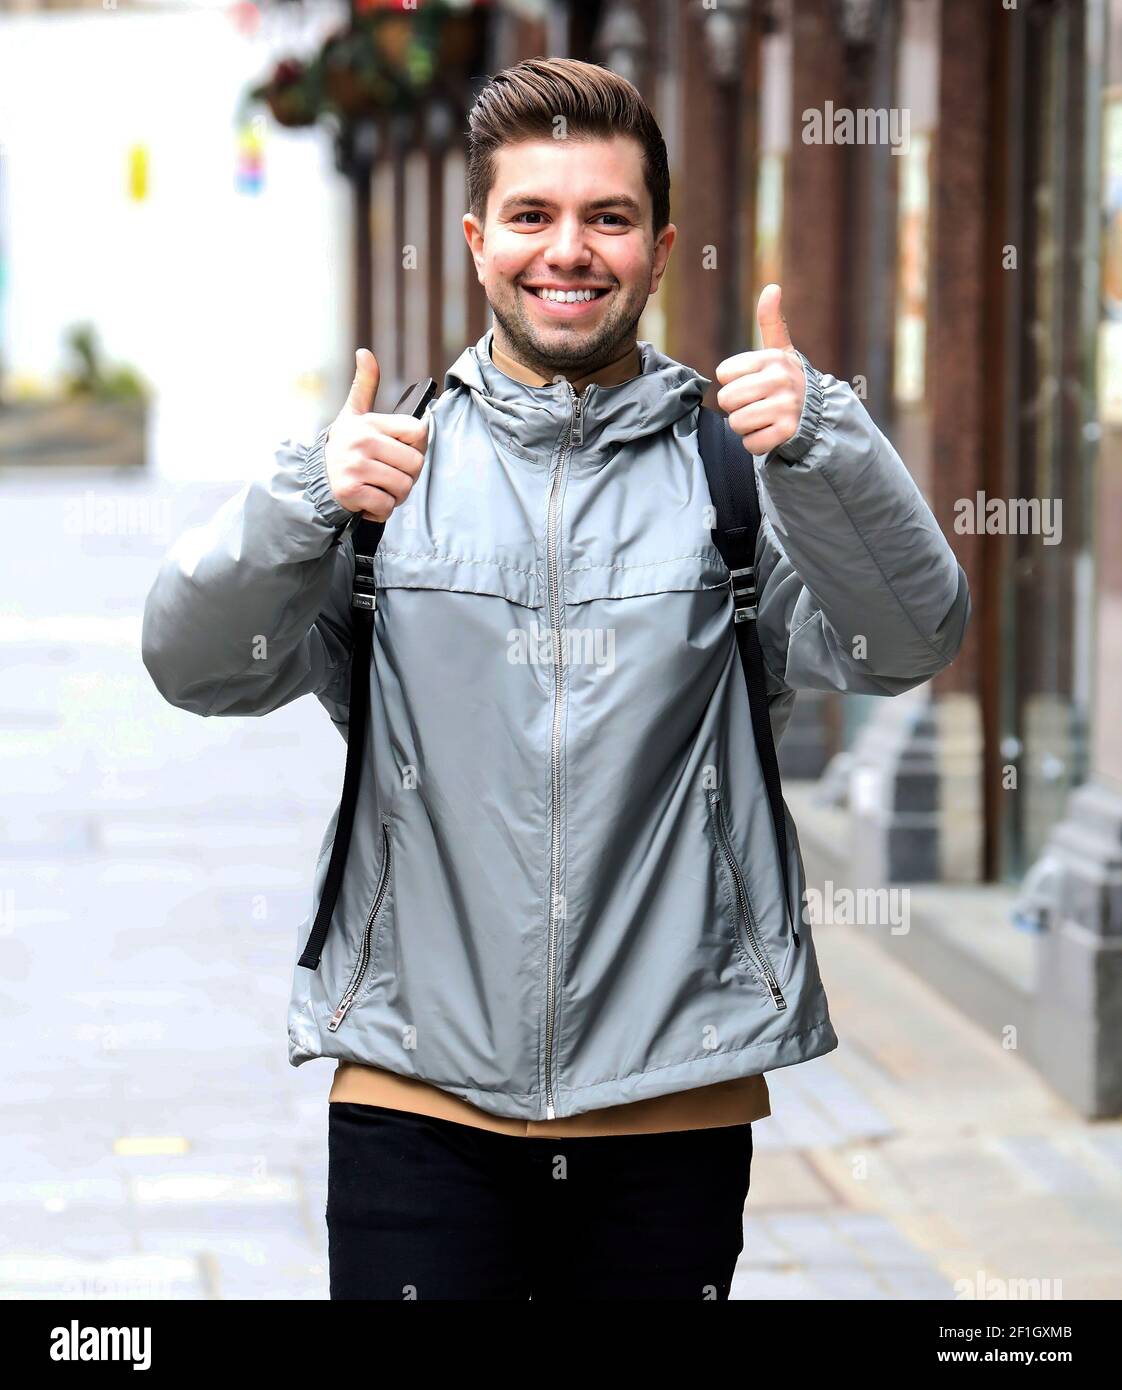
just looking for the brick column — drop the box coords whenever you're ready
[777,0,848,777]
[783,0,846,371]
[665,1,725,393]
[849,0,988,886]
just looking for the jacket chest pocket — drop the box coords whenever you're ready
[705,787,788,1012]
[562,549,730,604]
[369,543,547,709]
[372,547,542,607]
[371,547,545,682]
[559,549,733,701]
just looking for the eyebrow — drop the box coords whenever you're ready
[496,193,644,218]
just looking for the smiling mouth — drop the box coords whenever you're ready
[521,285,613,316]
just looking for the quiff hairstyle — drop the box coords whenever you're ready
[465,56,671,236]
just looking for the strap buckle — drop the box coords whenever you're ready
[352,548,377,613]
[728,564,757,622]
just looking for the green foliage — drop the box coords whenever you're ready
[61,323,150,402]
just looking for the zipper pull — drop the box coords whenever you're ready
[328,991,356,1032]
[764,972,787,1011]
[570,390,585,447]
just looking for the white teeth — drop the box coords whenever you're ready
[533,287,602,302]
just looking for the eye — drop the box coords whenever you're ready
[509,211,631,227]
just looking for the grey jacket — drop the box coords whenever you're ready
[141,327,970,1121]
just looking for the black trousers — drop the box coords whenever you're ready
[326,1101,753,1300]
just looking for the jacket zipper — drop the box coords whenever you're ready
[542,382,585,1120]
[708,790,787,1011]
[326,820,392,1032]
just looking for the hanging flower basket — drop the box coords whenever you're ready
[321,23,413,119]
[250,58,320,129]
[374,15,414,68]
[246,1,491,131]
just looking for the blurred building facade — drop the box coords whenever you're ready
[3,0,1120,1111]
[336,5,1117,850]
[306,0,1122,1111]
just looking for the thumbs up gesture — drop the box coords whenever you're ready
[715,284,806,456]
[324,348,429,522]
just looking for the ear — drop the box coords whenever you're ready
[462,213,486,285]
[650,222,677,294]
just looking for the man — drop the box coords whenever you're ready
[142,57,970,1299]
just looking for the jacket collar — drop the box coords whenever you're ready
[489,335,642,394]
[443,326,711,466]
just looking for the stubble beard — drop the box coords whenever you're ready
[488,278,649,380]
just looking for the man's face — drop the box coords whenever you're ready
[463,134,676,380]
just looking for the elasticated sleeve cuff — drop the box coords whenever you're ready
[299,423,356,529]
[774,351,825,463]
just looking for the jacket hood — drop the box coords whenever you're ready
[443,325,712,464]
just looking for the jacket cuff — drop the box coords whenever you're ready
[774,351,825,463]
[299,423,356,529]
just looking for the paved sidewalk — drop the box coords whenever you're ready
[742,902,1122,1300]
[2,471,1119,1300]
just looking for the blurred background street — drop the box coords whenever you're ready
[3,469,1118,1300]
[3,0,1122,1300]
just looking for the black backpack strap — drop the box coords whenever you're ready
[297,378,436,971]
[298,514,384,970]
[697,405,799,947]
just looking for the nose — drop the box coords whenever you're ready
[542,214,593,271]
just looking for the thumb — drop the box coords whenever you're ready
[343,347,380,415]
[757,283,793,352]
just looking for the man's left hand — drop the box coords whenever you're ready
[715,283,806,456]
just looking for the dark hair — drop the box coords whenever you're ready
[465,56,671,236]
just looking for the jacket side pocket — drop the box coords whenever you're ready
[326,819,393,1032]
[706,788,787,1012]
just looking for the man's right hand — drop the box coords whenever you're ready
[325,348,429,523]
